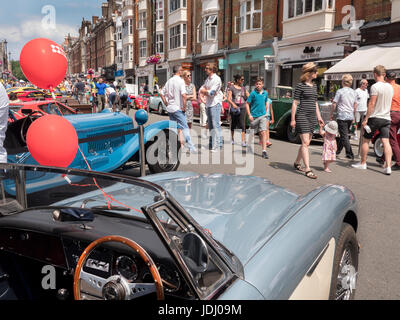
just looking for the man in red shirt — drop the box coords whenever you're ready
[386,71,400,170]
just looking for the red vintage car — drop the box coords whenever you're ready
[132,93,150,111]
[10,90,64,103]
[9,100,78,122]
[192,100,230,123]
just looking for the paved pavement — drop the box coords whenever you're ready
[131,110,400,300]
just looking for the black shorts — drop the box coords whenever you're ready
[363,117,391,139]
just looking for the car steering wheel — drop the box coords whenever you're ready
[73,235,164,300]
[20,110,45,144]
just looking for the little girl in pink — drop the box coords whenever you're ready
[320,121,338,173]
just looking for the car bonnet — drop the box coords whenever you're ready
[143,172,299,266]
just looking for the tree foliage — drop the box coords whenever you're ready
[11,61,27,82]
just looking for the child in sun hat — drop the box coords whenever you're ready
[320,120,338,173]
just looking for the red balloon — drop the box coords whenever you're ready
[20,38,68,90]
[26,115,78,167]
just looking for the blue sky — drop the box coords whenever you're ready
[0,0,104,60]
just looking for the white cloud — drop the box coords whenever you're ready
[0,18,78,59]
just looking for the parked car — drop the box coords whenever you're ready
[0,164,359,300]
[372,127,400,158]
[192,100,231,124]
[133,94,151,111]
[8,87,64,102]
[9,100,78,121]
[146,93,167,115]
[4,110,181,191]
[269,86,335,144]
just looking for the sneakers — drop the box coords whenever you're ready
[392,164,400,171]
[351,162,367,170]
[242,142,247,147]
[346,154,355,160]
[384,167,392,175]
[262,150,269,159]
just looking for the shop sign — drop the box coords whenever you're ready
[278,40,344,63]
[218,59,226,70]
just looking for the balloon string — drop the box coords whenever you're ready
[71,146,143,214]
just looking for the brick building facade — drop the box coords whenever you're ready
[64,0,399,95]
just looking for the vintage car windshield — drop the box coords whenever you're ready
[0,164,238,300]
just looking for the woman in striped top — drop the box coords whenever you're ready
[290,62,325,179]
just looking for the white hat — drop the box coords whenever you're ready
[325,121,338,135]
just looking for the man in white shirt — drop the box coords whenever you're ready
[352,65,394,175]
[160,65,196,153]
[201,63,223,151]
[0,82,9,163]
[105,84,116,110]
[353,79,369,139]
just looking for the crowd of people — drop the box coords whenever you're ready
[159,62,274,158]
[1,61,399,179]
[291,62,400,178]
[59,77,130,112]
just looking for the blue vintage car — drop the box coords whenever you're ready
[3,110,180,193]
[0,164,359,300]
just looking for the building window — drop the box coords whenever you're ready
[169,24,186,49]
[139,12,146,29]
[117,49,123,64]
[129,44,133,61]
[286,0,328,19]
[123,46,129,62]
[169,0,186,13]
[129,19,133,35]
[156,0,164,20]
[237,0,262,33]
[197,15,218,42]
[156,33,164,54]
[139,40,147,58]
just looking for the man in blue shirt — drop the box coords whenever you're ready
[246,77,269,159]
[95,78,107,111]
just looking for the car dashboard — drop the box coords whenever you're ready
[0,208,193,300]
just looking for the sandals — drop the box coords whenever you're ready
[294,163,303,171]
[305,170,317,179]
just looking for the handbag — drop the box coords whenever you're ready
[230,87,243,115]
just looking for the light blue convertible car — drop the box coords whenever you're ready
[3,109,180,194]
[0,164,359,300]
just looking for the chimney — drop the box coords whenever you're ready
[92,16,99,25]
[102,3,109,18]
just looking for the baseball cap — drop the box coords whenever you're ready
[387,71,396,80]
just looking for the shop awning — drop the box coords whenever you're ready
[324,42,400,80]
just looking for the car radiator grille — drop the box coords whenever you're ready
[87,130,126,154]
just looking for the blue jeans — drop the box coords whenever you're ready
[206,104,223,149]
[168,110,195,149]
